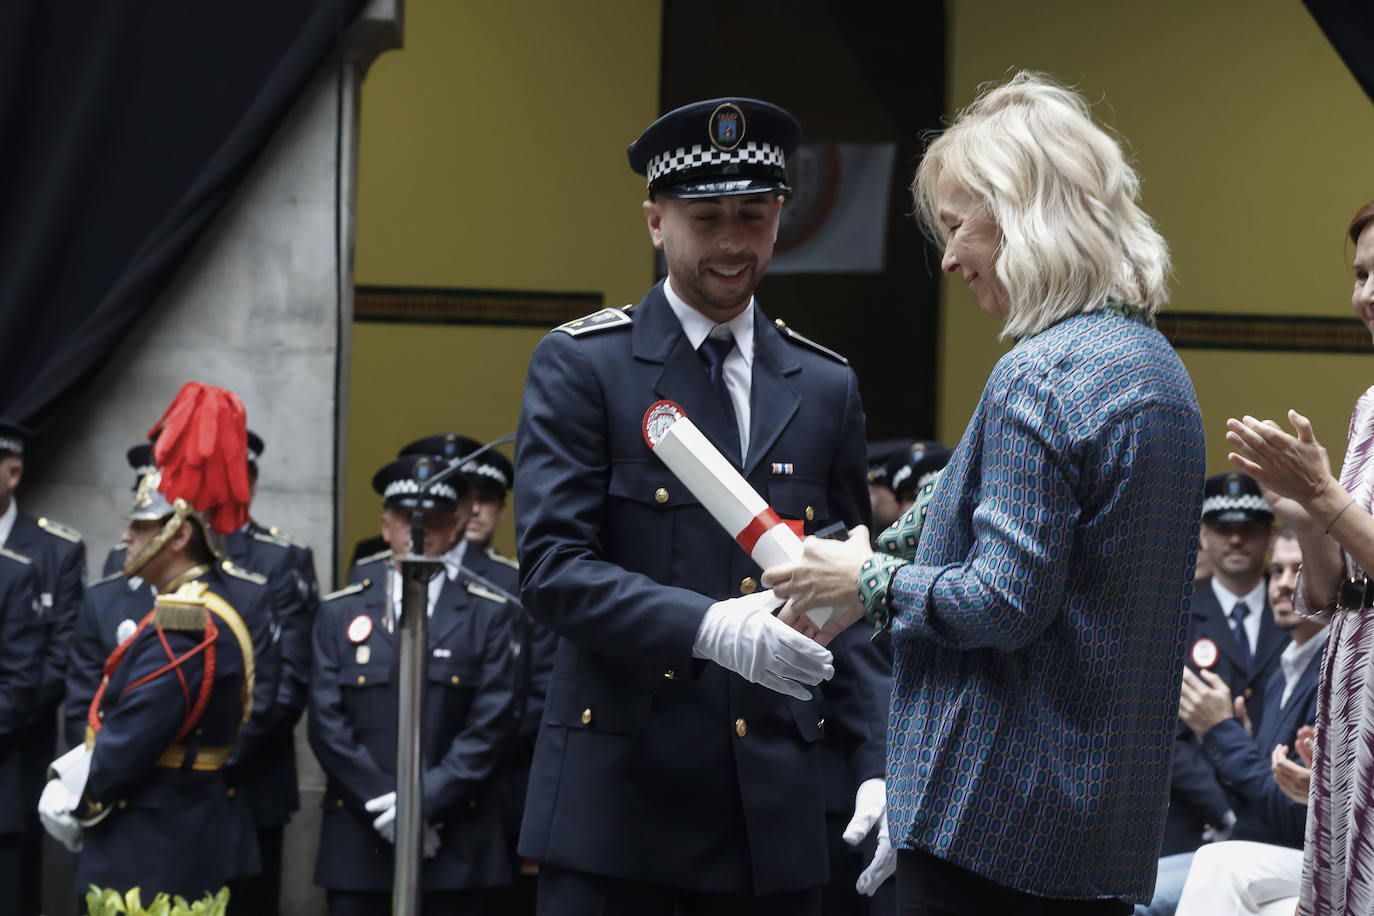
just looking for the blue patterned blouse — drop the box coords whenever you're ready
[864,308,1205,902]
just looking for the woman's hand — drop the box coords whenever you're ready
[763,526,871,645]
[1225,410,1337,507]
[1270,742,1312,806]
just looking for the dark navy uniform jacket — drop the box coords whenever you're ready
[1162,581,1289,855]
[0,548,45,835]
[308,569,519,891]
[6,511,84,733]
[106,531,312,828]
[63,573,157,748]
[514,286,877,897]
[77,566,266,899]
[351,546,556,845]
[225,522,320,828]
[1200,639,1324,848]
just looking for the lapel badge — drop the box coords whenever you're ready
[347,614,373,644]
[40,592,53,608]
[355,645,371,665]
[115,618,138,645]
[770,462,794,476]
[708,102,745,151]
[1190,637,1219,670]
[433,647,452,659]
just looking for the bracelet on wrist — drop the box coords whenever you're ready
[1326,498,1357,536]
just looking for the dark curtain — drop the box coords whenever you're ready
[0,0,367,431]
[1305,0,1374,103]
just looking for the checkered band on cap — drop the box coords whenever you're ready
[1201,493,1271,517]
[0,436,21,455]
[461,460,510,489]
[646,141,786,185]
[383,479,458,502]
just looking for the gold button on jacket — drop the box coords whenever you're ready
[739,576,757,595]
[654,487,669,504]
[581,708,593,725]
[735,718,747,738]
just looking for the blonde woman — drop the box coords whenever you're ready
[766,73,1206,913]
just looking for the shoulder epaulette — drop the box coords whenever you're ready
[37,517,83,544]
[88,571,124,587]
[353,548,393,567]
[486,550,519,570]
[772,319,849,365]
[466,582,508,604]
[266,526,310,549]
[552,306,633,338]
[251,531,295,551]
[0,546,31,565]
[219,560,268,585]
[324,580,369,602]
[153,602,206,633]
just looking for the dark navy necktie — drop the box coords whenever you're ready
[1229,600,1252,672]
[698,332,741,460]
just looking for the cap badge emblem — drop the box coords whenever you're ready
[133,472,158,510]
[413,457,433,481]
[708,102,745,151]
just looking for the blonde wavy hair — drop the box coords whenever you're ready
[912,72,1170,340]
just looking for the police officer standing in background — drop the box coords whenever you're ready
[0,419,86,916]
[310,455,519,915]
[515,97,884,915]
[0,538,47,914]
[1162,471,1289,855]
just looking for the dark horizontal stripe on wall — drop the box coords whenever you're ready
[355,285,604,327]
[1159,311,1369,353]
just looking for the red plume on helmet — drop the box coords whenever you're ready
[148,382,253,534]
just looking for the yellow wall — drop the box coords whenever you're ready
[937,0,1374,472]
[347,1,661,582]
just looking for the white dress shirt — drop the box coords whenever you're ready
[0,498,16,548]
[1211,577,1267,655]
[389,540,466,621]
[662,278,755,458]
[1279,626,1327,709]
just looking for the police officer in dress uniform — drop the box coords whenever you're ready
[309,456,519,916]
[225,430,321,916]
[396,433,552,914]
[37,401,279,901]
[0,545,47,914]
[1161,471,1289,855]
[514,98,883,916]
[0,419,86,916]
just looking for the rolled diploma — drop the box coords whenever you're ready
[647,407,834,628]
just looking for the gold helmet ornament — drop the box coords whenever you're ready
[123,383,253,578]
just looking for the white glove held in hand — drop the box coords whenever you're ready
[844,777,895,897]
[38,779,84,852]
[692,589,834,700]
[365,791,397,843]
[423,823,442,858]
[1202,809,1237,844]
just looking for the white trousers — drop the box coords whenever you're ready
[1175,840,1301,916]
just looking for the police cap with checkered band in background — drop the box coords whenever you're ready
[1200,471,1273,525]
[627,97,801,199]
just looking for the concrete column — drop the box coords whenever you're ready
[25,2,402,913]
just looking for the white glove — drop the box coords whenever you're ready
[1202,809,1236,844]
[423,823,441,859]
[38,779,84,852]
[692,589,834,700]
[844,777,895,897]
[365,791,397,843]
